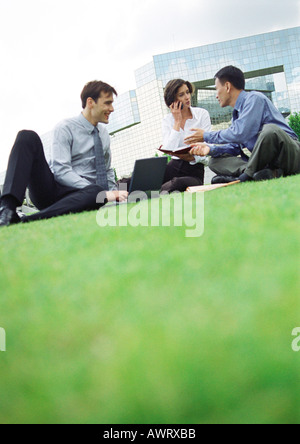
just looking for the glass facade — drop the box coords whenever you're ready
[108,90,141,135]
[107,26,300,179]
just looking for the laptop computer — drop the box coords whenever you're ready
[106,157,168,206]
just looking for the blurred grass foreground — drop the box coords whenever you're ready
[0,176,300,424]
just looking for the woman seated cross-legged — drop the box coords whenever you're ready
[161,79,212,193]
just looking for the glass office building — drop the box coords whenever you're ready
[108,26,300,179]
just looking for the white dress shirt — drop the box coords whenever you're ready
[162,107,212,165]
[50,113,117,190]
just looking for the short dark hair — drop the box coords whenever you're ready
[215,66,245,90]
[81,81,118,108]
[164,79,194,108]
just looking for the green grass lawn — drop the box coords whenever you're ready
[0,176,300,424]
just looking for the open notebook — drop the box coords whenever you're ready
[158,145,193,156]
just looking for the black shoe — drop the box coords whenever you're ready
[253,168,284,182]
[238,172,253,182]
[0,206,21,227]
[211,175,238,184]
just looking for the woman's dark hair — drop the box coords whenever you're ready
[81,81,118,108]
[214,66,245,90]
[164,79,194,108]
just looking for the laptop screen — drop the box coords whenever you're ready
[129,157,168,194]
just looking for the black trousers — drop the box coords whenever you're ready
[161,159,204,193]
[1,130,105,222]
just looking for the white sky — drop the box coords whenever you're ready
[0,0,300,171]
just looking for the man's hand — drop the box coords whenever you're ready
[106,190,128,202]
[174,153,196,162]
[184,128,205,144]
[190,143,211,157]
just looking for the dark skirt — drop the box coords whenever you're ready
[161,159,204,193]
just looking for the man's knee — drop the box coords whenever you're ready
[209,157,223,174]
[260,124,282,139]
[14,130,44,156]
[16,130,41,144]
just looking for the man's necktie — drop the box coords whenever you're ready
[93,127,109,190]
[232,109,251,157]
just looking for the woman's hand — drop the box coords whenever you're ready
[189,143,211,157]
[170,102,183,129]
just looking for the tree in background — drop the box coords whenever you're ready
[288,112,300,139]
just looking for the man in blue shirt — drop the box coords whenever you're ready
[0,81,128,227]
[186,66,300,183]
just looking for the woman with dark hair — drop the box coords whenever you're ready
[162,79,211,192]
[161,79,212,192]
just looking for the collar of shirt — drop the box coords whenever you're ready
[78,112,97,134]
[190,107,198,120]
[234,90,247,115]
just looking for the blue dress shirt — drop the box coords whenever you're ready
[204,90,298,159]
[50,113,117,190]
